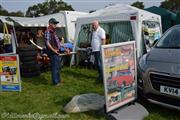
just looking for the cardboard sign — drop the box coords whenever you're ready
[0,54,21,91]
[101,41,137,112]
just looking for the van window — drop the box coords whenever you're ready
[156,27,180,48]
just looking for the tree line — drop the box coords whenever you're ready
[0,0,179,17]
[0,0,73,17]
[131,0,180,13]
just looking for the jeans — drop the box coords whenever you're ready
[93,51,103,80]
[49,54,61,85]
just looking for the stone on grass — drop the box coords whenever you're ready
[63,93,105,113]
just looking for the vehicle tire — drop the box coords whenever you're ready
[17,45,38,58]
[18,51,37,57]
[20,64,40,73]
[22,61,37,66]
[20,56,36,63]
[17,45,37,52]
[21,71,41,77]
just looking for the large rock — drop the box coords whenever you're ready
[63,93,105,113]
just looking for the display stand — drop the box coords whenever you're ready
[101,42,149,120]
[106,102,149,120]
[0,23,21,92]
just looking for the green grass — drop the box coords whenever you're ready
[0,67,179,120]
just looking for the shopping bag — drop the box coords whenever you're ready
[3,23,11,45]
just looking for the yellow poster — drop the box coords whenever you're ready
[0,55,21,91]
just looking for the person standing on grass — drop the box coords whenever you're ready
[91,20,106,82]
[45,18,62,86]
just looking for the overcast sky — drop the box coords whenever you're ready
[1,0,164,13]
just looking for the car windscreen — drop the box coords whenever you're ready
[156,27,180,48]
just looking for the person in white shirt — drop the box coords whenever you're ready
[91,20,106,81]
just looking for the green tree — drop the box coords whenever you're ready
[0,5,24,16]
[26,0,74,17]
[0,4,9,16]
[160,0,180,13]
[9,11,24,17]
[131,1,145,9]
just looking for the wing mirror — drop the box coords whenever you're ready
[152,39,158,47]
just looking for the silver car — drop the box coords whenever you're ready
[138,25,180,110]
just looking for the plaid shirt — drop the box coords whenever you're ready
[45,27,60,49]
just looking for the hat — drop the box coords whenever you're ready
[49,18,59,24]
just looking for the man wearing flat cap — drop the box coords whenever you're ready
[45,18,62,86]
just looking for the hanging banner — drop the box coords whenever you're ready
[0,54,21,91]
[101,41,137,112]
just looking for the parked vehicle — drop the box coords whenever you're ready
[138,25,180,110]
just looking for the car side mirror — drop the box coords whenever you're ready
[152,39,158,47]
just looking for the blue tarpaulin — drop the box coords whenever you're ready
[60,43,73,52]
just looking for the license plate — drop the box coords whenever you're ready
[160,85,180,97]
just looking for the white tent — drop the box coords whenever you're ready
[15,11,88,42]
[0,14,64,27]
[1,11,88,42]
[16,13,66,27]
[0,16,14,26]
[0,16,33,26]
[74,4,162,58]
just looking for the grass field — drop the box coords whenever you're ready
[0,67,179,120]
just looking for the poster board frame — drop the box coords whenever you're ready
[0,54,21,92]
[101,41,137,112]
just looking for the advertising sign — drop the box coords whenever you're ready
[142,20,161,51]
[0,54,21,91]
[101,41,136,112]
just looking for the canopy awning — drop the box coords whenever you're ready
[0,12,66,27]
[16,13,66,27]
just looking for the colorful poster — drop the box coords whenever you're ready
[101,41,136,112]
[142,20,161,51]
[0,54,21,91]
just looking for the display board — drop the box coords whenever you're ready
[101,41,137,112]
[0,54,21,91]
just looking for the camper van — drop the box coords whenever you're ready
[72,4,162,65]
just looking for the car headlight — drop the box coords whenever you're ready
[138,54,148,72]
